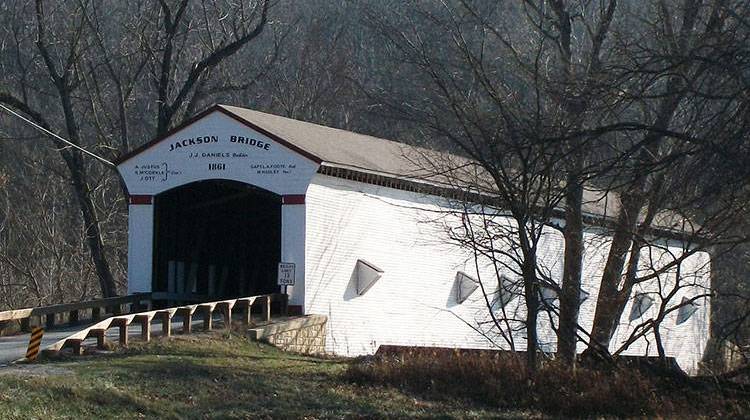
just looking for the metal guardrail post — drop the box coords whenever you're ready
[224,303,233,330]
[216,302,233,330]
[88,329,106,349]
[184,311,192,334]
[159,312,173,337]
[112,318,129,346]
[178,307,195,334]
[242,300,253,326]
[203,306,213,331]
[69,339,84,356]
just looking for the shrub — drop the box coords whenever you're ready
[345,346,749,417]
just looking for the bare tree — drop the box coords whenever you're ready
[357,0,750,371]
[0,0,274,298]
[149,0,271,136]
[360,0,619,371]
[585,0,750,358]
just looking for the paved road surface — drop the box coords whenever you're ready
[0,315,221,365]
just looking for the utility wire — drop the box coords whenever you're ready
[0,103,116,168]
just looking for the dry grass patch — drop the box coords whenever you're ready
[0,333,536,419]
[346,346,750,418]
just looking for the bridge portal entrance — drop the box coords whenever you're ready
[152,180,282,302]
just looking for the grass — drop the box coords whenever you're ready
[346,347,750,419]
[5,334,743,419]
[0,333,535,419]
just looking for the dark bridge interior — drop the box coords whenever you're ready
[153,179,281,302]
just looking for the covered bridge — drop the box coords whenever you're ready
[115,104,711,373]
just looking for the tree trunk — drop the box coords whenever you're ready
[58,91,118,298]
[585,188,646,356]
[521,239,540,373]
[585,169,667,357]
[654,324,666,365]
[29,0,120,298]
[558,176,584,366]
[524,270,539,373]
[68,168,118,297]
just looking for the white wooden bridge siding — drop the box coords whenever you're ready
[303,174,711,374]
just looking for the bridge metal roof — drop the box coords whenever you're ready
[115,104,692,236]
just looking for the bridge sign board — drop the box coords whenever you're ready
[277,262,296,286]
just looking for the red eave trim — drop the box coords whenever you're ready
[113,105,323,166]
[129,195,153,205]
[114,106,218,165]
[282,194,306,205]
[217,108,322,164]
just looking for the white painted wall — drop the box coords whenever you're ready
[118,111,319,196]
[281,203,307,306]
[127,203,154,294]
[119,111,319,295]
[304,174,711,374]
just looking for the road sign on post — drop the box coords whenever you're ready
[277,262,296,286]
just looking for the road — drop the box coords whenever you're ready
[0,315,221,365]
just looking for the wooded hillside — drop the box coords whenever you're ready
[1,0,749,371]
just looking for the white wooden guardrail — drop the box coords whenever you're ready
[38,293,287,358]
[0,293,152,332]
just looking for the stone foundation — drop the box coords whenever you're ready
[247,315,327,355]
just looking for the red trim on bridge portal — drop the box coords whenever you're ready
[282,195,305,205]
[129,195,153,205]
